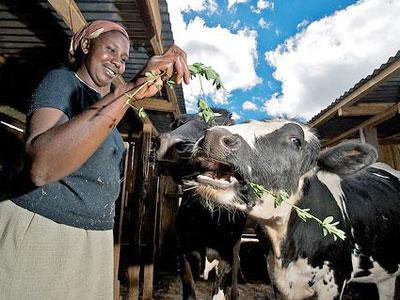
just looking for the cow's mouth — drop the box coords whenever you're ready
[195,158,242,190]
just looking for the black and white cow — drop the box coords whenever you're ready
[188,119,400,300]
[157,110,248,300]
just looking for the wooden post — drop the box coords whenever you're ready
[359,126,380,159]
[114,142,133,299]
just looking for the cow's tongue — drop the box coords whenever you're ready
[200,160,234,181]
[200,160,221,170]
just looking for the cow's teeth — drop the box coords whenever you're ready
[197,175,238,189]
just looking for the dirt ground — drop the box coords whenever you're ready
[153,272,276,300]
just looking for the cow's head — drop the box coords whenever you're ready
[189,120,377,220]
[156,109,234,183]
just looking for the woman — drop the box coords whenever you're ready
[0,20,189,299]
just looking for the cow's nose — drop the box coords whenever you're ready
[204,127,241,153]
[220,135,241,149]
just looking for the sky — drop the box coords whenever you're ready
[165,0,400,122]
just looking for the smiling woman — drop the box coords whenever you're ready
[0,20,190,300]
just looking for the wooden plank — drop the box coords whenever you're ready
[338,103,394,117]
[47,0,86,32]
[127,266,140,300]
[380,132,400,145]
[322,103,400,147]
[359,127,380,158]
[166,85,181,116]
[114,142,130,300]
[141,168,159,300]
[145,0,163,55]
[310,59,400,128]
[380,144,400,170]
[139,98,176,112]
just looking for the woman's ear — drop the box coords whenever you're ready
[80,38,90,54]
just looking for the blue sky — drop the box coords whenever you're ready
[166,0,400,122]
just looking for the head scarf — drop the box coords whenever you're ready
[68,20,129,64]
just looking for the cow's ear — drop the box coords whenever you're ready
[317,140,378,175]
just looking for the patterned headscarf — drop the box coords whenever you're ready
[68,20,129,64]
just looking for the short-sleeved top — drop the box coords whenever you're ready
[12,68,125,230]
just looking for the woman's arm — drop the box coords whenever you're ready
[26,45,190,186]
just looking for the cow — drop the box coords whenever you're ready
[156,109,248,300]
[187,119,400,300]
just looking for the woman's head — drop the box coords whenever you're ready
[69,20,130,91]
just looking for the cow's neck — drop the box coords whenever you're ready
[251,170,315,258]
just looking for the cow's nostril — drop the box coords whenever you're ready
[176,142,190,153]
[221,135,240,149]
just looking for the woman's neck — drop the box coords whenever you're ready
[75,67,110,96]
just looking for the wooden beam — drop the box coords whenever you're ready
[338,103,394,117]
[47,0,86,32]
[48,0,159,136]
[359,127,380,158]
[322,103,400,148]
[310,58,400,128]
[166,86,181,116]
[140,98,176,113]
[379,132,400,145]
[145,0,163,55]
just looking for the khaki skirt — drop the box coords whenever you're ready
[0,200,113,300]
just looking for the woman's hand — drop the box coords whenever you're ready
[129,45,190,99]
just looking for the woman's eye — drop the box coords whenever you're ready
[290,137,301,148]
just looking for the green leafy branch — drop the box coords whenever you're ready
[189,62,224,90]
[189,63,225,124]
[249,183,346,241]
[125,63,225,123]
[123,70,166,120]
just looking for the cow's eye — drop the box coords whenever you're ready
[290,137,301,148]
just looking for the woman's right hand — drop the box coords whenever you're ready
[128,45,190,100]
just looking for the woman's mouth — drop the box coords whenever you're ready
[104,65,117,77]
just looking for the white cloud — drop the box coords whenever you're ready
[173,0,218,13]
[243,101,258,110]
[264,0,400,120]
[230,19,241,30]
[258,17,271,29]
[228,0,249,10]
[231,112,241,120]
[167,1,262,112]
[251,0,274,14]
[297,19,310,30]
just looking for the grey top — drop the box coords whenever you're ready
[13,68,125,230]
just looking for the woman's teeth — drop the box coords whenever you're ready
[105,66,116,77]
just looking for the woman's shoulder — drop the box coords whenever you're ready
[44,67,76,81]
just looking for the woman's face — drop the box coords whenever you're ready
[80,30,130,91]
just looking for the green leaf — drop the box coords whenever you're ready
[322,216,334,225]
[198,99,208,110]
[249,182,269,198]
[138,107,147,120]
[249,181,346,242]
[145,71,158,79]
[167,80,175,88]
[189,63,224,90]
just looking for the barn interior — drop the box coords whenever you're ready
[1,1,399,299]
[0,1,272,299]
